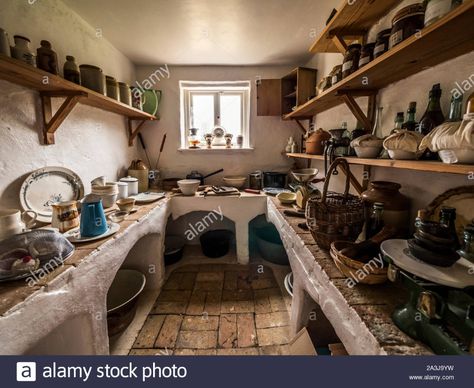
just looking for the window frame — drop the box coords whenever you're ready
[180,81,251,149]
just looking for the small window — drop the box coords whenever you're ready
[180,81,250,149]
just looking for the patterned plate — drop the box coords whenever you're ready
[20,167,84,223]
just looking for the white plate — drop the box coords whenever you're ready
[20,167,84,223]
[63,222,120,243]
[381,239,474,289]
[262,188,292,196]
[131,192,165,203]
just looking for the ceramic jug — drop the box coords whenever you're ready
[0,209,37,240]
[11,35,35,66]
[80,194,107,237]
[51,201,79,233]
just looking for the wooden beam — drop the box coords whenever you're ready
[339,160,364,195]
[40,92,83,144]
[128,119,147,146]
[339,93,372,132]
[294,119,308,134]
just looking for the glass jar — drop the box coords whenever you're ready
[367,202,385,239]
[11,35,36,66]
[389,3,425,49]
[342,43,361,79]
[458,225,474,262]
[188,127,200,149]
[374,29,392,58]
[425,0,462,27]
[359,43,376,67]
[63,55,81,84]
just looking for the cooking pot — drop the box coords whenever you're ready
[263,172,287,189]
[186,168,224,185]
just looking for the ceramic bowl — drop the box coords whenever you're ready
[291,168,319,183]
[387,149,418,160]
[354,145,383,159]
[439,149,474,165]
[116,198,136,213]
[99,193,118,208]
[177,179,200,196]
[223,176,247,189]
[108,210,129,223]
[276,192,297,205]
[92,182,119,195]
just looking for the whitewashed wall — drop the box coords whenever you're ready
[304,0,474,218]
[0,0,138,209]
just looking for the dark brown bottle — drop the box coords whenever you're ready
[63,55,81,84]
[402,101,417,131]
[36,40,59,75]
[417,84,445,159]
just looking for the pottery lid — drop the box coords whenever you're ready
[82,194,102,203]
[40,40,52,47]
[120,176,138,182]
[14,35,31,42]
[66,55,75,61]
[105,75,117,82]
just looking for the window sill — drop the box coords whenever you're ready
[178,147,254,153]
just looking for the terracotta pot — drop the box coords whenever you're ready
[306,129,331,155]
[361,181,410,231]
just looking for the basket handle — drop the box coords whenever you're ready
[321,158,351,204]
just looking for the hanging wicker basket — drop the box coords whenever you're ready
[306,158,365,250]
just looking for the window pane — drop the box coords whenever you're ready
[220,94,242,137]
[191,94,215,138]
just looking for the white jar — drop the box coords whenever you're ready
[116,181,129,199]
[0,28,11,57]
[424,0,454,27]
[119,176,138,196]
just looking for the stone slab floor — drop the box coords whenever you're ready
[129,263,291,355]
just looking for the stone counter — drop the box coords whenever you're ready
[266,197,432,355]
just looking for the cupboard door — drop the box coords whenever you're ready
[257,79,281,116]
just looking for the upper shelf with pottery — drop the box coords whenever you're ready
[0,54,157,145]
[286,1,474,120]
[309,0,400,53]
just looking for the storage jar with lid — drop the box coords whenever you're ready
[118,82,132,106]
[11,35,35,66]
[128,160,149,193]
[359,43,376,67]
[105,75,119,100]
[80,64,106,94]
[424,0,462,27]
[0,28,11,57]
[63,56,80,84]
[374,29,392,58]
[361,181,410,233]
[389,3,425,49]
[36,40,59,75]
[119,176,139,196]
[306,129,331,155]
[342,43,361,79]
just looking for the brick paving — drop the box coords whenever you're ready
[130,264,290,355]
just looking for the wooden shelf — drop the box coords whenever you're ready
[0,54,157,144]
[284,91,297,99]
[285,2,474,121]
[310,0,399,53]
[286,153,473,175]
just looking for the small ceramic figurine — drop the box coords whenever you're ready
[204,133,213,149]
[225,133,233,148]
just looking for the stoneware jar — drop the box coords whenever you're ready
[63,55,81,84]
[36,40,59,75]
[361,181,410,232]
[11,35,36,66]
[118,82,132,106]
[79,64,106,94]
[106,75,119,100]
[0,28,11,57]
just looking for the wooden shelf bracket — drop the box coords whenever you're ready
[128,119,148,146]
[337,90,378,132]
[40,91,87,145]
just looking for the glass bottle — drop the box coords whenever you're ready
[439,206,460,248]
[367,202,385,239]
[402,102,417,131]
[390,112,405,134]
[418,84,445,159]
[371,106,383,137]
[447,93,463,122]
[418,84,445,135]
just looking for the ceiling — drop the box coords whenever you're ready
[62,0,335,65]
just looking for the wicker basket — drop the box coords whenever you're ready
[330,241,388,285]
[306,158,364,250]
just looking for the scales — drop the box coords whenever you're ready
[290,168,322,210]
[381,239,474,355]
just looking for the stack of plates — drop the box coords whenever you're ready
[91,183,118,208]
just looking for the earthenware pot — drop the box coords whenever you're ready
[11,35,35,66]
[80,64,106,94]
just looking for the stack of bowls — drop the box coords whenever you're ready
[91,182,118,208]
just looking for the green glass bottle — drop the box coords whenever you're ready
[418,84,445,159]
[402,102,417,131]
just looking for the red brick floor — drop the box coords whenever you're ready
[130,263,290,355]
